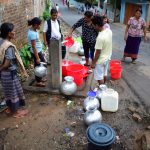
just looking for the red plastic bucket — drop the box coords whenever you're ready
[110,66,122,80]
[62,60,74,76]
[63,37,74,47]
[110,60,121,71]
[66,64,88,86]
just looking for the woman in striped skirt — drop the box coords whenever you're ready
[0,23,28,118]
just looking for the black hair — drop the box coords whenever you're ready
[102,15,109,23]
[84,11,93,18]
[28,17,42,26]
[92,15,104,27]
[136,8,142,14]
[0,23,14,39]
[51,8,58,15]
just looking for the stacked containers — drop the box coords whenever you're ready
[110,60,122,80]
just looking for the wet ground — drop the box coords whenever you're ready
[0,77,150,150]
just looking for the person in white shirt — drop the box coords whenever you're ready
[43,8,62,46]
[91,15,112,85]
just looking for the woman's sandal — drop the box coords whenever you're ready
[13,109,28,118]
[36,82,46,87]
[5,108,12,114]
[131,61,136,64]
[84,64,90,67]
[41,78,47,82]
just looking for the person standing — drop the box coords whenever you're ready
[91,15,112,85]
[28,17,46,87]
[55,4,59,12]
[103,15,110,29]
[0,23,28,118]
[122,9,147,64]
[68,11,98,66]
[43,8,62,46]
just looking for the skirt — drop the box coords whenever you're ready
[124,36,141,59]
[0,71,25,112]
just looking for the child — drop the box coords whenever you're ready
[0,23,28,118]
[103,15,110,29]
[27,17,46,87]
[56,4,59,12]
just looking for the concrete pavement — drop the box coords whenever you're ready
[56,0,150,112]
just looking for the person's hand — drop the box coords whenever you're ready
[67,31,72,38]
[91,63,96,69]
[124,34,127,41]
[21,71,29,80]
[36,58,41,65]
[144,36,147,42]
[44,41,48,46]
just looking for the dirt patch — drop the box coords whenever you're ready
[0,78,150,150]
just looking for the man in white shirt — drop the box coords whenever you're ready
[43,8,62,46]
[91,15,112,85]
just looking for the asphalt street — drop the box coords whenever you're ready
[55,0,150,112]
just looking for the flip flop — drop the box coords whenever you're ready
[17,109,28,116]
[36,82,46,87]
[13,110,28,118]
[84,64,90,67]
[41,79,47,82]
[131,61,136,64]
[13,114,25,119]
[5,108,12,114]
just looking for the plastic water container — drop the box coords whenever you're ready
[101,88,119,112]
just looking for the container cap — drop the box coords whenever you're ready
[87,91,96,97]
[86,123,116,146]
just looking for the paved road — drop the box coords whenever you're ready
[55,0,150,112]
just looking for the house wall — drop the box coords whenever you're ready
[120,0,149,26]
[0,0,45,48]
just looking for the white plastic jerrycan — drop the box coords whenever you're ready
[101,88,119,112]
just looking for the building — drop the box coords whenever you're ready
[0,0,46,47]
[120,0,150,28]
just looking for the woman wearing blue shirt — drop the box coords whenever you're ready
[27,17,46,87]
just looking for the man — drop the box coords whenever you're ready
[91,15,112,85]
[68,11,98,66]
[43,8,62,46]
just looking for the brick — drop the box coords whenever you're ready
[0,0,45,48]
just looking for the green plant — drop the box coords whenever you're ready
[42,10,50,20]
[19,44,32,68]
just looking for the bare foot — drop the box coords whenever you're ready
[13,109,28,118]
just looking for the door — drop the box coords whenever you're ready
[124,3,141,24]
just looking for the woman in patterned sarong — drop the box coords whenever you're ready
[0,23,28,118]
[122,8,147,64]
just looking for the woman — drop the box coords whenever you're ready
[27,17,46,87]
[122,9,147,64]
[68,11,98,66]
[103,15,110,29]
[0,23,28,118]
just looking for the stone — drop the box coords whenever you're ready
[132,113,142,122]
[128,106,136,113]
[146,126,150,130]
[142,133,150,150]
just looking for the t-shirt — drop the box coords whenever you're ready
[95,28,112,64]
[0,39,17,71]
[43,20,61,40]
[128,17,146,37]
[27,29,42,53]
